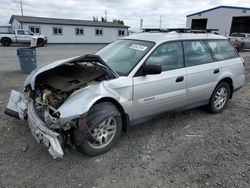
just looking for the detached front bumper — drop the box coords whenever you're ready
[5,90,64,159]
[27,101,64,158]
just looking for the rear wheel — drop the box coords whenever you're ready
[237,43,245,52]
[208,82,230,114]
[73,102,122,156]
[1,38,11,46]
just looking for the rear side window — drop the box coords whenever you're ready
[183,41,213,67]
[205,40,238,61]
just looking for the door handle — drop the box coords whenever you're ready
[176,76,184,82]
[214,69,220,74]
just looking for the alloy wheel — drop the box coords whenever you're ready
[88,117,117,149]
[214,87,228,110]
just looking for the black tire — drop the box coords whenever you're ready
[37,38,45,47]
[208,82,230,114]
[237,43,244,52]
[73,102,122,156]
[1,38,11,46]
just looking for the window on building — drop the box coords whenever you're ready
[53,27,63,35]
[29,26,40,34]
[95,29,103,36]
[118,30,125,36]
[183,40,213,67]
[75,28,84,36]
[146,42,184,71]
[205,40,238,61]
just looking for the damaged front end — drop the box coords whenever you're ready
[5,54,118,159]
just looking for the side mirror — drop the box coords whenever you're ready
[142,64,162,75]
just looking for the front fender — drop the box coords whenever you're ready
[57,82,120,125]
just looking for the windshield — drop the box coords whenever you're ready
[96,40,155,76]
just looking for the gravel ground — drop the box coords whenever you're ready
[0,45,249,188]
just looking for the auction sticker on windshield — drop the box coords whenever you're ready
[129,44,148,51]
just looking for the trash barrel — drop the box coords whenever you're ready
[17,48,37,74]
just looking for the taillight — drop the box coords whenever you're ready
[240,57,245,67]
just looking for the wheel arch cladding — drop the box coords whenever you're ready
[218,77,234,98]
[93,97,129,132]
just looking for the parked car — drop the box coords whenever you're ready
[0,29,47,46]
[229,33,250,52]
[5,32,245,158]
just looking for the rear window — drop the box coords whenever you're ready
[230,33,245,37]
[205,40,238,61]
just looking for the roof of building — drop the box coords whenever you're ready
[124,32,226,44]
[186,5,250,17]
[9,15,129,28]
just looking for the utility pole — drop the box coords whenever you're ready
[159,15,162,29]
[140,19,143,32]
[105,10,107,21]
[20,1,24,29]
[20,1,24,16]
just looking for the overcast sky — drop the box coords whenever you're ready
[0,0,249,30]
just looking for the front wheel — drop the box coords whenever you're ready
[208,82,230,114]
[73,102,122,156]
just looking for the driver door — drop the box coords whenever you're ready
[23,30,34,43]
[132,41,187,119]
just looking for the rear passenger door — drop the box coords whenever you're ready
[183,40,216,106]
[16,30,26,43]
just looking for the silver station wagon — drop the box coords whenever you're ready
[5,32,245,158]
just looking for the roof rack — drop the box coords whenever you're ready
[142,28,219,34]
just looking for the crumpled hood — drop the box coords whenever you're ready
[24,54,118,89]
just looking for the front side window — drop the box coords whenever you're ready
[53,27,63,35]
[183,40,213,67]
[75,28,84,36]
[24,31,33,35]
[30,26,40,34]
[95,29,103,36]
[96,40,155,75]
[205,40,238,61]
[145,41,184,71]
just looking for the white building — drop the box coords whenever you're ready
[9,15,129,43]
[186,6,250,36]
[0,25,12,33]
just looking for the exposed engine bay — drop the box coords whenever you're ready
[30,56,113,124]
[4,54,121,158]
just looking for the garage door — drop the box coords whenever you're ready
[230,16,250,34]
